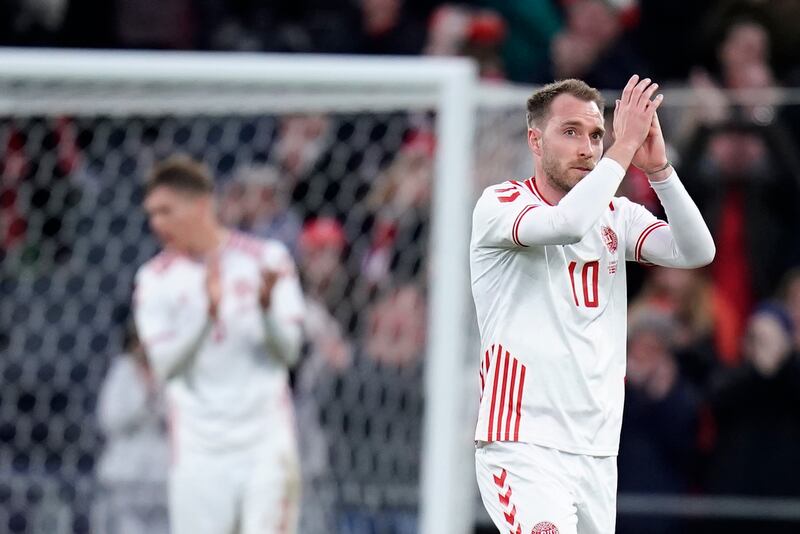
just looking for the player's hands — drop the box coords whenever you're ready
[610,75,663,161]
[206,254,222,320]
[258,269,281,310]
[630,112,669,179]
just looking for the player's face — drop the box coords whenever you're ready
[533,94,605,193]
[144,186,207,252]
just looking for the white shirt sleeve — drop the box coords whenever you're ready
[133,267,212,382]
[97,356,149,436]
[472,180,543,248]
[473,158,627,248]
[624,171,715,268]
[260,241,305,367]
[517,158,627,246]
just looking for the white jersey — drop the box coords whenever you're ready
[134,232,304,455]
[471,176,666,456]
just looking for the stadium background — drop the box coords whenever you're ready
[1,1,800,533]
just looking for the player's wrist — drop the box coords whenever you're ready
[646,161,673,182]
[605,141,639,169]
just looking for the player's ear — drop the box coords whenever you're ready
[528,128,543,156]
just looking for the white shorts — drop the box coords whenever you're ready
[475,441,617,534]
[169,440,300,534]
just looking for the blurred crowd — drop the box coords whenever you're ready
[1,1,800,534]
[2,0,800,88]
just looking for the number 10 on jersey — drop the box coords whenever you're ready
[568,260,599,308]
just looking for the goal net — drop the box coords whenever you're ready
[0,49,476,534]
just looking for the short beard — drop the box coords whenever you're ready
[541,151,575,194]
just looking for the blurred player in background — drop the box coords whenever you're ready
[94,324,169,534]
[471,76,715,533]
[133,156,304,534]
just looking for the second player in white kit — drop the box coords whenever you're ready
[471,77,715,533]
[134,157,304,534]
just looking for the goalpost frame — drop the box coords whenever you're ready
[0,49,478,534]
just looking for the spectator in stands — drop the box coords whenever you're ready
[679,120,800,364]
[94,325,169,534]
[335,282,426,534]
[467,0,562,84]
[618,311,699,534]
[362,128,433,291]
[274,115,333,185]
[0,127,28,255]
[355,0,427,55]
[425,5,506,79]
[779,268,800,351]
[297,217,357,335]
[288,113,403,224]
[294,218,354,534]
[113,0,195,49]
[706,304,800,506]
[0,0,69,46]
[629,267,724,388]
[634,0,714,82]
[549,0,648,89]
[688,18,782,130]
[219,162,302,256]
[1,117,88,267]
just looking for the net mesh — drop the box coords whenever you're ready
[0,77,438,533]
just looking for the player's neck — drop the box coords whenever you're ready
[187,222,227,257]
[533,169,566,205]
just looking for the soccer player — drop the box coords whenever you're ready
[133,156,304,534]
[471,75,715,534]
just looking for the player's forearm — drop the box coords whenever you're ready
[262,312,302,367]
[641,171,715,268]
[517,158,626,245]
[147,319,213,382]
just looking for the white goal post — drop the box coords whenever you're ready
[0,49,478,534]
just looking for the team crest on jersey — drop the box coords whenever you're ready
[601,225,618,254]
[532,521,559,534]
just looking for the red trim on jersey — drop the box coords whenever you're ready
[497,191,521,203]
[512,205,537,247]
[504,359,518,440]
[523,178,536,195]
[635,221,668,263]
[504,505,518,528]
[226,230,265,259]
[495,350,510,441]
[487,344,503,439]
[494,186,517,193]
[493,469,521,532]
[480,348,492,400]
[499,485,512,507]
[483,346,528,442]
[531,178,555,206]
[609,201,615,211]
[479,349,489,399]
[514,365,526,440]
[493,468,507,487]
